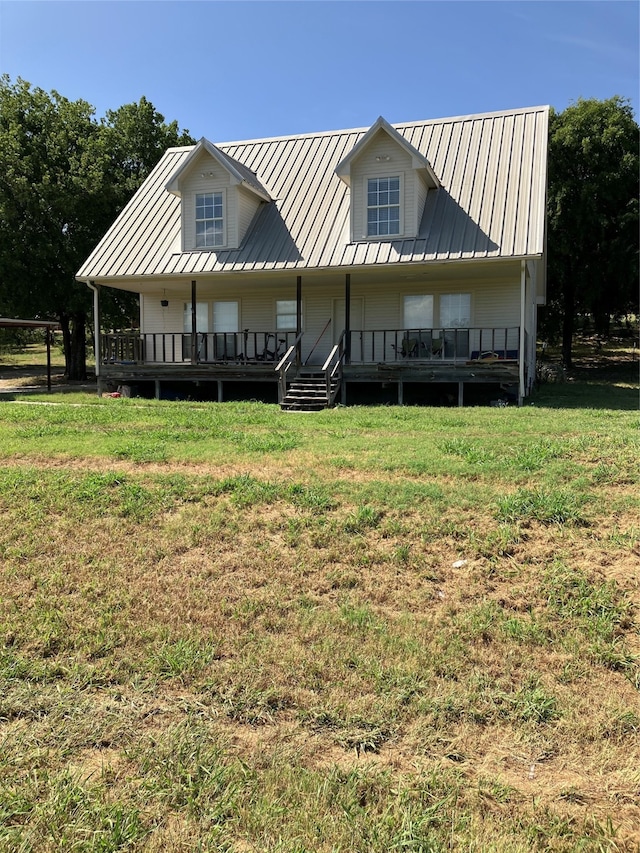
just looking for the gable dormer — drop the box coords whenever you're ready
[335,117,440,242]
[165,138,271,252]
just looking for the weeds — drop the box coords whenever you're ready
[0,393,638,851]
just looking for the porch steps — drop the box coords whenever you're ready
[280,374,339,412]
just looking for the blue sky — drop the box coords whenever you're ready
[1,1,637,142]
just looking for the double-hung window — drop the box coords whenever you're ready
[195,192,224,248]
[367,176,400,237]
[276,300,298,331]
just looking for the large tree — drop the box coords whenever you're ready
[0,77,194,379]
[544,97,639,366]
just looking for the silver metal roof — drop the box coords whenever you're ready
[77,106,549,282]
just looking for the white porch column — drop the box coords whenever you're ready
[519,260,526,406]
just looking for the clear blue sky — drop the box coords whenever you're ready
[1,0,637,142]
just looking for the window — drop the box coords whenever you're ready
[195,192,224,248]
[440,294,471,327]
[183,302,209,334]
[440,293,470,358]
[276,299,298,331]
[183,301,209,360]
[403,295,433,329]
[367,177,400,237]
[213,301,238,332]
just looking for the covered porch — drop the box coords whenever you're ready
[90,258,536,406]
[96,324,521,406]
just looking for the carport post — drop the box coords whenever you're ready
[46,327,52,392]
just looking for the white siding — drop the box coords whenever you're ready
[237,186,262,245]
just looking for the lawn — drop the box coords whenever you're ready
[0,354,638,851]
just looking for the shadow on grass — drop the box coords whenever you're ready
[531,359,639,410]
[531,382,638,410]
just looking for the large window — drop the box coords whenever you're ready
[403,295,433,329]
[367,177,400,237]
[213,301,238,332]
[440,293,470,358]
[276,299,298,331]
[183,302,209,335]
[183,301,209,360]
[195,192,224,248]
[440,293,471,327]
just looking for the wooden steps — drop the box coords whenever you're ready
[280,374,339,412]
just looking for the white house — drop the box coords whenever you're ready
[77,106,549,408]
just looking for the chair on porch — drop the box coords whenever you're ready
[392,337,419,358]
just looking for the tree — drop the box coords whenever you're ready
[544,97,639,367]
[0,78,194,378]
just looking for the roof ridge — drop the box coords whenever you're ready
[206,105,551,149]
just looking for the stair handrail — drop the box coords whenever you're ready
[304,318,332,366]
[276,331,304,403]
[322,330,346,405]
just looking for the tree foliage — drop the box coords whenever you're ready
[544,96,639,366]
[0,76,194,378]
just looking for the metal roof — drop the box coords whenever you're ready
[77,106,549,283]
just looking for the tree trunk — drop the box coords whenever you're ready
[60,311,88,380]
[561,275,574,369]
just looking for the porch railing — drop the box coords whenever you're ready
[346,327,520,364]
[101,327,520,367]
[101,331,299,365]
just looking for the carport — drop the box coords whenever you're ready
[0,318,60,392]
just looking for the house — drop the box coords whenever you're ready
[76,106,549,408]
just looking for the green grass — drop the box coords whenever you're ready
[0,366,638,851]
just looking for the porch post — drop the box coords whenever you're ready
[191,280,197,365]
[519,261,526,406]
[296,275,302,367]
[344,273,351,364]
[87,280,101,395]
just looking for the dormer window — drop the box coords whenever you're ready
[367,177,400,237]
[196,192,224,248]
[335,117,440,243]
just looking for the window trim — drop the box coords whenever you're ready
[194,190,225,249]
[364,174,403,239]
